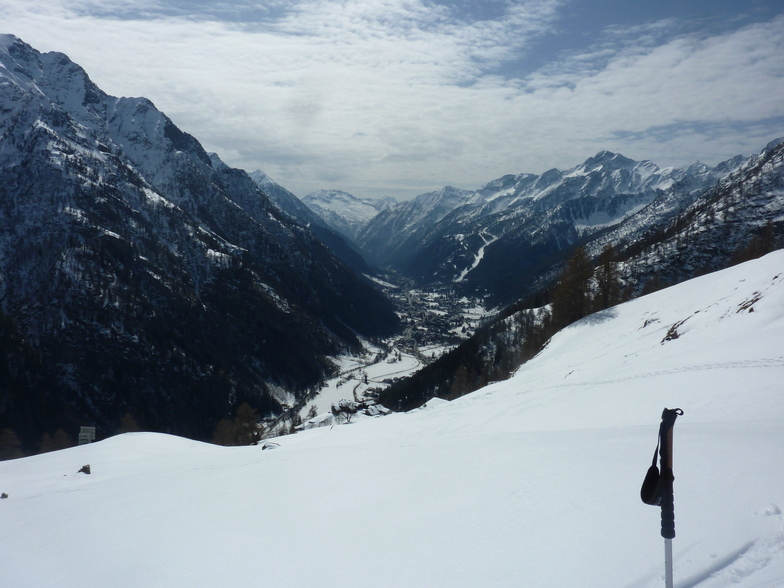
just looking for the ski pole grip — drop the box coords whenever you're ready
[659,408,682,539]
[660,466,675,539]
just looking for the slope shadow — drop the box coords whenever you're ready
[574,307,619,327]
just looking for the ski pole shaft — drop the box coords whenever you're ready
[659,408,682,588]
[665,538,674,588]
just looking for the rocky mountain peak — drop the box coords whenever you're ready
[0,36,399,446]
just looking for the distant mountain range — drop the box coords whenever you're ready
[301,140,782,307]
[0,35,398,448]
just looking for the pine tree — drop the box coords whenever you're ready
[211,403,263,446]
[119,413,141,434]
[595,244,620,311]
[641,273,663,295]
[211,418,236,446]
[449,364,470,398]
[551,246,593,329]
[39,429,75,453]
[0,428,23,460]
[234,402,262,445]
[730,220,779,265]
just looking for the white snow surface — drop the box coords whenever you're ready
[2,252,784,588]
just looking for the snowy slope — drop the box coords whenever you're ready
[1,251,783,588]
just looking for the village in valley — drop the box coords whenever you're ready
[268,276,494,434]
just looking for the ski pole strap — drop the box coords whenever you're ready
[640,434,662,506]
[658,408,683,474]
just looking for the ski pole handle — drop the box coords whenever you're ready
[659,408,682,539]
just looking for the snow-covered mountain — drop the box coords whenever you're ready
[356,185,478,267]
[248,168,327,229]
[596,138,784,291]
[2,250,783,587]
[247,169,371,274]
[355,150,738,280]
[473,151,680,214]
[302,189,396,242]
[358,143,777,306]
[0,35,398,445]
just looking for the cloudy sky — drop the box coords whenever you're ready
[2,0,783,200]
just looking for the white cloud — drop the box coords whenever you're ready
[519,16,784,163]
[1,0,782,199]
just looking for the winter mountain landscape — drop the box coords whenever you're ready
[1,9,784,586]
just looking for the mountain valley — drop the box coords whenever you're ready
[3,248,783,588]
[0,34,782,457]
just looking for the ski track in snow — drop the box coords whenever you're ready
[676,540,755,588]
[676,522,784,588]
[626,533,784,588]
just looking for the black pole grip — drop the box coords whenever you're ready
[660,467,675,538]
[659,408,682,539]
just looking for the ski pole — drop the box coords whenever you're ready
[659,408,683,588]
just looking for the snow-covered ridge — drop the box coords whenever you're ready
[2,251,783,587]
[353,142,758,285]
[247,168,328,230]
[355,185,476,266]
[302,188,396,241]
[0,34,17,49]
